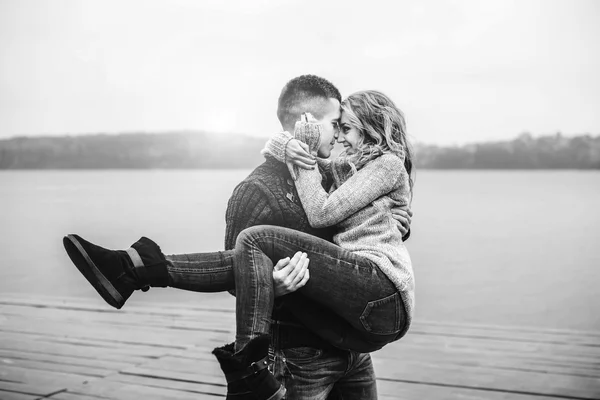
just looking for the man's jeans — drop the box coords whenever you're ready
[164,225,393,399]
[272,346,377,400]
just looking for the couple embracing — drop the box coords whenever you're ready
[63,75,415,400]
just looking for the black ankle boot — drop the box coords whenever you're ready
[63,234,170,309]
[213,335,285,400]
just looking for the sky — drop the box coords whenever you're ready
[0,0,599,145]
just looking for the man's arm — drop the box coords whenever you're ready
[224,180,278,250]
[391,207,413,241]
[225,179,309,296]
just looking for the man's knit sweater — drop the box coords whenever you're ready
[224,157,335,251]
[263,123,415,336]
[224,156,337,325]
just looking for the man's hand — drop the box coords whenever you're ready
[391,207,413,237]
[273,251,310,297]
[285,139,316,180]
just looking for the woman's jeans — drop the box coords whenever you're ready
[166,225,405,352]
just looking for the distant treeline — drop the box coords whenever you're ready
[413,133,600,169]
[0,131,598,169]
[0,132,266,169]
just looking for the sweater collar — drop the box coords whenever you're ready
[264,155,291,176]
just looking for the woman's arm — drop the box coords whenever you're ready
[261,131,294,163]
[295,153,406,228]
[315,157,334,189]
[262,132,318,179]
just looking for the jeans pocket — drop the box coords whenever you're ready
[359,292,405,335]
[282,346,323,364]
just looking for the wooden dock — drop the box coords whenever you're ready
[0,294,599,400]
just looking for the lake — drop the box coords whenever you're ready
[1,170,599,332]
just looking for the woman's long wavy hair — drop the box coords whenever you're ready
[341,90,414,194]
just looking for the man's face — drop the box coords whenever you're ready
[314,98,341,158]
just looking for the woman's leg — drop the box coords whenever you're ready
[232,225,403,351]
[63,234,238,306]
[63,234,285,399]
[166,251,235,292]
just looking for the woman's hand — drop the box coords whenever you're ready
[273,252,310,297]
[301,112,319,123]
[286,112,321,179]
[285,139,316,180]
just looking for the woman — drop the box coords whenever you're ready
[63,90,414,400]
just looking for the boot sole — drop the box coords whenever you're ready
[268,385,286,400]
[63,235,125,309]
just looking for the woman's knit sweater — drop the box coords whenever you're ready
[262,122,415,335]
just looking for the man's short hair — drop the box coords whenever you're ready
[277,75,342,131]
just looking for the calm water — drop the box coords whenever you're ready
[1,170,599,332]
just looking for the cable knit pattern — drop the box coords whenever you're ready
[224,157,337,324]
[224,157,335,251]
[261,127,321,163]
[289,121,415,336]
[261,130,293,162]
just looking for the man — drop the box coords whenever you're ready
[224,74,411,399]
[63,74,411,399]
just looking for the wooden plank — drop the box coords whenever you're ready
[0,381,60,397]
[0,332,169,360]
[120,365,224,387]
[3,293,597,337]
[1,357,113,377]
[0,302,232,336]
[65,379,220,400]
[0,319,204,353]
[0,365,95,398]
[0,390,42,400]
[166,345,224,362]
[0,348,134,371]
[3,295,597,345]
[374,342,600,377]
[398,336,600,366]
[0,296,235,325]
[106,373,225,397]
[46,393,104,400]
[373,357,600,400]
[2,294,599,400]
[0,365,97,387]
[416,319,600,344]
[0,303,235,333]
[377,380,567,400]
[131,355,223,376]
[378,337,600,369]
[392,331,600,360]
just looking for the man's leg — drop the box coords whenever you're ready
[329,352,377,400]
[271,346,346,400]
[141,250,285,399]
[271,347,377,400]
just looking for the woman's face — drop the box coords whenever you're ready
[338,111,362,152]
